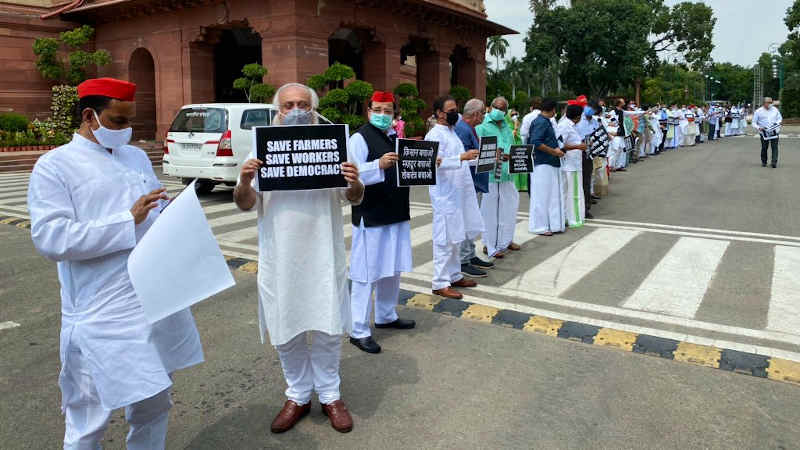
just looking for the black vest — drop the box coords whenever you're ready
[351,123,411,227]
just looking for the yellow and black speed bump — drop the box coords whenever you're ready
[0,215,31,229]
[393,288,800,387]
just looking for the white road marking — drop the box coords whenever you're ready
[409,223,435,247]
[202,202,241,214]
[400,271,800,346]
[513,220,538,245]
[584,222,800,248]
[207,211,256,228]
[622,237,729,318]
[501,228,639,296]
[399,281,800,363]
[0,185,27,193]
[0,321,20,331]
[767,246,800,335]
[215,227,258,243]
[0,192,26,201]
[589,218,800,242]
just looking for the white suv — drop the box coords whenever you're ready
[162,103,277,193]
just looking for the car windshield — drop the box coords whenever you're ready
[170,108,228,133]
[240,109,275,130]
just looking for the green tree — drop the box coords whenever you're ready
[394,83,426,137]
[32,25,111,86]
[487,35,510,72]
[308,63,373,132]
[525,0,715,98]
[449,85,471,109]
[232,63,276,103]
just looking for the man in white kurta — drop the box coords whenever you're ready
[753,97,783,168]
[726,105,741,136]
[347,91,414,355]
[558,104,588,228]
[476,96,519,258]
[426,96,484,300]
[234,83,364,434]
[28,78,204,449]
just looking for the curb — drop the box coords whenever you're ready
[221,256,800,387]
[5,219,799,387]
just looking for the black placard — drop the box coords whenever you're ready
[623,135,634,151]
[509,145,533,174]
[255,124,349,191]
[587,126,610,158]
[476,135,498,174]
[395,138,439,186]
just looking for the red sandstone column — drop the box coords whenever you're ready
[417,51,451,114]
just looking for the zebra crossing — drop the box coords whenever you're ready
[2,171,800,359]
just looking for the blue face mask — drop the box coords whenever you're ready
[489,108,505,122]
[370,113,392,131]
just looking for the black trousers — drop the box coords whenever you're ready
[582,155,592,210]
[761,137,779,166]
[708,124,716,141]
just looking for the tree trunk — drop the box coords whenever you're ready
[635,79,641,107]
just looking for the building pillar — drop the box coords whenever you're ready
[262,34,329,89]
[417,51,451,113]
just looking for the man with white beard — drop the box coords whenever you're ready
[234,83,364,434]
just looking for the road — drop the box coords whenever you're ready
[1,134,799,448]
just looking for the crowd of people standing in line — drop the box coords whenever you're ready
[28,75,787,448]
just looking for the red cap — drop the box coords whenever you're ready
[567,99,580,106]
[77,78,137,101]
[576,95,588,106]
[371,91,395,103]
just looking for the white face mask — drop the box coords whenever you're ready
[92,110,132,149]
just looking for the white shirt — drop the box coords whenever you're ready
[425,124,484,246]
[347,129,412,283]
[752,106,783,130]
[28,134,204,410]
[556,117,584,172]
[243,147,361,345]
[520,109,541,143]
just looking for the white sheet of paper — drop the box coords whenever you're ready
[128,180,236,323]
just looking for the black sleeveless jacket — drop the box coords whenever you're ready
[351,123,411,227]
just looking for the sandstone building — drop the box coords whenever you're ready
[1,0,513,139]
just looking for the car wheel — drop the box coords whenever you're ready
[195,180,215,194]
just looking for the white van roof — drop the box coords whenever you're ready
[180,103,277,110]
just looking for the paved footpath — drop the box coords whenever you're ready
[1,134,800,448]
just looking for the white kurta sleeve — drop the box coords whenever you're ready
[438,155,462,171]
[348,133,384,186]
[28,160,137,262]
[775,109,783,126]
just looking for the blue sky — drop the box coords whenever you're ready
[484,0,794,68]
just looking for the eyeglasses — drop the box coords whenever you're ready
[280,101,311,111]
[370,108,394,115]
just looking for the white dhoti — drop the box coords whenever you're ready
[564,170,585,228]
[63,348,172,450]
[530,164,565,234]
[480,181,520,256]
[275,331,342,405]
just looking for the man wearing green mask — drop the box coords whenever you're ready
[476,97,520,259]
[347,91,415,355]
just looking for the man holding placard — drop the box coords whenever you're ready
[455,98,494,277]
[28,78,205,449]
[426,95,484,300]
[347,91,416,355]
[234,83,364,433]
[558,103,589,228]
[752,97,782,168]
[476,96,520,258]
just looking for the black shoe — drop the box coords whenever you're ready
[585,212,594,219]
[591,199,598,204]
[349,336,381,353]
[374,318,416,330]
[763,163,767,167]
[772,163,777,168]
[461,264,488,278]
[470,257,495,269]
[591,195,601,200]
